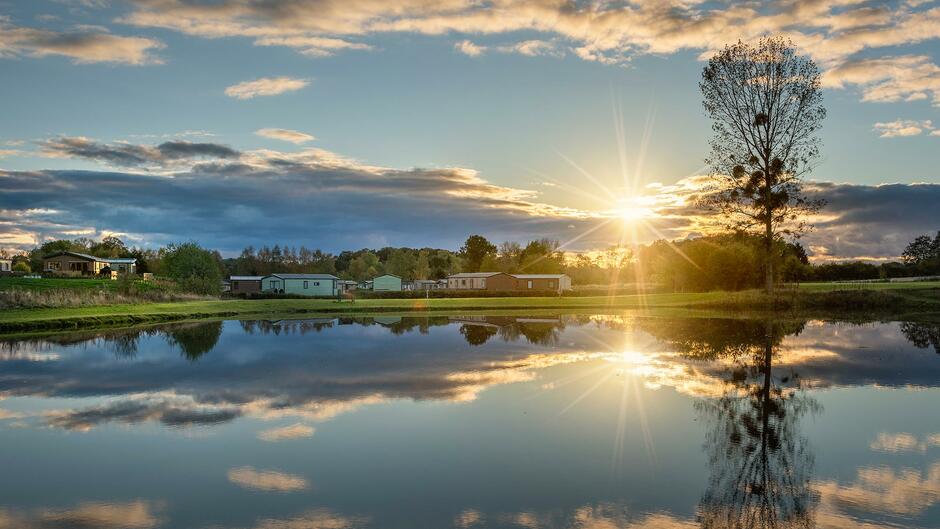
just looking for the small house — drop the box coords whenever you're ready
[229,275,264,295]
[372,274,402,292]
[447,272,515,290]
[412,279,439,291]
[337,280,357,293]
[512,274,572,293]
[42,251,137,275]
[262,273,339,296]
[0,259,11,274]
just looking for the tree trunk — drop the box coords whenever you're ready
[765,221,774,295]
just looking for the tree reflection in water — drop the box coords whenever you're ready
[165,322,224,361]
[900,321,940,354]
[645,318,820,529]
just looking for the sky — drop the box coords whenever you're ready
[1,0,939,260]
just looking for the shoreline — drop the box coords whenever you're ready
[1,286,938,334]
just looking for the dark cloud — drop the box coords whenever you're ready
[4,140,938,258]
[804,182,940,259]
[37,137,241,168]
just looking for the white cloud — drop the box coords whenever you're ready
[255,128,316,144]
[455,39,484,57]
[224,77,310,99]
[0,18,163,65]
[873,119,934,138]
[114,1,940,107]
[227,467,308,492]
[258,423,315,441]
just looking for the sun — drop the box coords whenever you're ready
[611,197,654,223]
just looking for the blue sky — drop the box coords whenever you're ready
[1,0,939,259]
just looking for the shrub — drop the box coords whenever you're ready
[12,262,30,273]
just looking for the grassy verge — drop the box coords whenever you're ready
[0,284,937,334]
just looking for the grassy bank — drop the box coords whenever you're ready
[0,283,937,334]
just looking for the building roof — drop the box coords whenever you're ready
[512,274,568,279]
[448,272,505,278]
[374,274,401,279]
[230,275,265,281]
[266,273,339,280]
[43,251,136,264]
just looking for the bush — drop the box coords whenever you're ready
[162,242,223,295]
[12,262,30,273]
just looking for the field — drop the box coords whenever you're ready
[0,279,938,333]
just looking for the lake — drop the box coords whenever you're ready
[1,314,939,528]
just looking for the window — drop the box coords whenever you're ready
[233,281,239,288]
[303,281,309,289]
[461,279,466,286]
[527,281,533,289]
[549,281,554,288]
[314,281,320,286]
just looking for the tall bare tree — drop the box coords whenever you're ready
[700,37,826,294]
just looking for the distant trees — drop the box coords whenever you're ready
[458,235,497,272]
[162,242,224,295]
[635,233,809,292]
[700,37,826,293]
[901,231,940,274]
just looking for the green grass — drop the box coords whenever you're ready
[797,280,940,291]
[0,276,165,293]
[0,282,938,334]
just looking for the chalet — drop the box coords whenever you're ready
[42,251,137,275]
[229,276,264,295]
[446,272,572,293]
[446,272,516,290]
[262,273,339,296]
[512,274,572,293]
[372,274,402,292]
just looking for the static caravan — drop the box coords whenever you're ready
[229,276,264,295]
[372,274,402,292]
[262,273,339,296]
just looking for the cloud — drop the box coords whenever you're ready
[255,128,315,144]
[227,467,308,492]
[455,39,562,58]
[873,119,935,138]
[38,136,240,169]
[111,1,940,108]
[253,36,372,57]
[46,396,242,431]
[455,39,484,57]
[224,77,310,99]
[870,432,940,453]
[0,500,162,529]
[250,509,369,529]
[824,54,940,106]
[5,136,940,259]
[258,423,315,441]
[0,19,163,65]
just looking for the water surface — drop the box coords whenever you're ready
[1,314,939,528]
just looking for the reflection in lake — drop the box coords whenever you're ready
[1,315,939,528]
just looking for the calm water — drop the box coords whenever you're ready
[1,314,939,529]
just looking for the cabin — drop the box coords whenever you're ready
[337,280,357,293]
[261,273,339,296]
[372,274,402,292]
[42,251,137,275]
[229,276,264,295]
[446,272,572,293]
[446,272,516,290]
[512,274,572,293]
[410,279,439,291]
